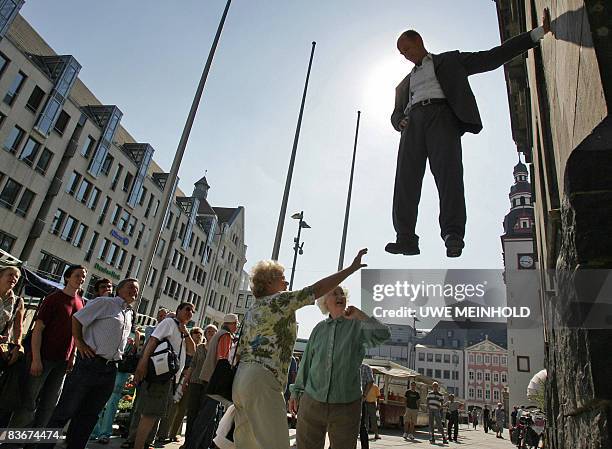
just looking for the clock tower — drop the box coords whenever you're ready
[500,159,543,410]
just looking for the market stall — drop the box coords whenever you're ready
[365,358,444,428]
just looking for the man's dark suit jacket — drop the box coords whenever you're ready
[391,30,539,135]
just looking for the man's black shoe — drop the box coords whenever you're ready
[444,234,464,258]
[385,241,420,255]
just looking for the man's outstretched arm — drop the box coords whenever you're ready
[460,8,551,75]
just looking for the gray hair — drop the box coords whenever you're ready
[316,285,349,315]
[117,278,139,292]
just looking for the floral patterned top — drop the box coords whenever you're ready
[237,286,315,388]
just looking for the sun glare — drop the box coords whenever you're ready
[361,55,407,125]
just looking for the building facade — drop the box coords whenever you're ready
[495,0,611,446]
[464,338,509,412]
[414,344,464,398]
[0,12,246,326]
[500,161,544,409]
[366,323,416,368]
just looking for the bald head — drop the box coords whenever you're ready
[397,30,427,65]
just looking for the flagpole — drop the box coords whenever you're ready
[338,110,361,270]
[136,0,232,314]
[271,41,316,260]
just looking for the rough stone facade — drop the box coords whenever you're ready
[495,0,611,448]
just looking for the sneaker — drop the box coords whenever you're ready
[444,233,464,258]
[443,439,448,444]
[410,434,415,440]
[403,432,408,439]
[385,240,420,255]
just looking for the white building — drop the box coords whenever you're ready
[500,161,544,409]
[235,270,254,322]
[366,323,416,368]
[414,344,464,398]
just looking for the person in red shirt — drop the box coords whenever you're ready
[8,265,86,428]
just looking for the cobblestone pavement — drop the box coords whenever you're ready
[95,423,517,449]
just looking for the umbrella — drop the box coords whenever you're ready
[527,369,547,396]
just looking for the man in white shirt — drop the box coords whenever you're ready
[386,8,552,258]
[133,302,196,449]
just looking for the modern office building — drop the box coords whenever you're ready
[0,11,246,326]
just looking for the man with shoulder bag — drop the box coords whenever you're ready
[133,302,196,449]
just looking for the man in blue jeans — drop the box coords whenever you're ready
[36,278,138,449]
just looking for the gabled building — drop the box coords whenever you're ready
[464,337,508,413]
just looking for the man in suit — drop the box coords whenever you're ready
[386,9,552,257]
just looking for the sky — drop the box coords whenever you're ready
[21,0,526,337]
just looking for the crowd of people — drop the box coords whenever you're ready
[0,248,390,449]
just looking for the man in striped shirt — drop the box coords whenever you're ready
[426,382,447,444]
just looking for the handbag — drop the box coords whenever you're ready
[206,323,243,401]
[146,319,183,384]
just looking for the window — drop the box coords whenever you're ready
[452,339,459,348]
[153,199,160,217]
[98,238,111,260]
[426,369,433,377]
[476,371,483,381]
[117,249,127,270]
[447,330,453,337]
[98,196,111,225]
[138,187,147,206]
[86,187,101,210]
[60,216,78,242]
[3,125,25,153]
[485,389,490,400]
[477,354,482,364]
[122,171,133,192]
[492,356,499,365]
[39,252,69,281]
[111,163,123,190]
[127,216,137,237]
[100,153,113,176]
[434,369,441,379]
[84,231,98,262]
[126,255,136,277]
[75,179,93,203]
[477,389,483,399]
[15,188,34,217]
[452,354,459,364]
[435,354,442,363]
[501,356,507,366]
[106,243,119,266]
[4,71,26,105]
[50,209,66,234]
[72,223,88,248]
[111,204,122,225]
[468,388,474,399]
[166,212,174,230]
[452,371,459,380]
[148,268,158,287]
[443,370,450,379]
[484,355,491,364]
[493,390,500,401]
[118,210,130,231]
[35,148,53,175]
[468,371,474,381]
[156,238,166,257]
[426,353,433,362]
[0,178,22,209]
[444,354,450,363]
[66,171,81,195]
[485,372,491,382]
[436,338,444,347]
[469,354,475,364]
[418,352,425,361]
[493,372,500,383]
[80,136,96,158]
[501,372,507,383]
[0,53,8,75]
[0,230,16,252]
[53,110,70,135]
[26,85,45,112]
[144,193,154,217]
[517,356,530,372]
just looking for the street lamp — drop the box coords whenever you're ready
[289,211,311,290]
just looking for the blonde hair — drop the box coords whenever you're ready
[250,260,284,298]
[316,285,349,315]
[0,266,20,277]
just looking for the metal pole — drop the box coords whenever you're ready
[289,212,303,290]
[338,110,361,271]
[271,42,316,260]
[136,0,232,312]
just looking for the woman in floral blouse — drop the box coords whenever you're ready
[232,248,368,449]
